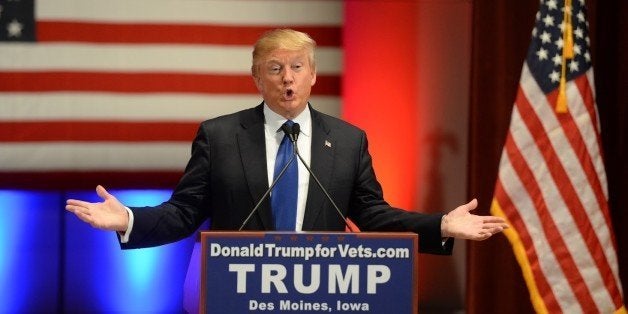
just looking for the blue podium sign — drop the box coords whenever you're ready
[201,232,418,313]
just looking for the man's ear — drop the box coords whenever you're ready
[253,75,263,92]
[310,69,317,86]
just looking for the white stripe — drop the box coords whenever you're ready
[573,70,608,199]
[0,143,190,171]
[0,44,342,75]
[586,69,597,101]
[510,93,613,311]
[37,0,343,26]
[498,151,578,312]
[0,93,341,121]
[585,70,603,137]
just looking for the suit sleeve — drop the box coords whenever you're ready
[347,131,453,255]
[120,125,212,249]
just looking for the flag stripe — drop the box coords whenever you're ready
[0,93,341,121]
[0,171,183,190]
[0,143,191,171]
[494,178,561,313]
[37,0,343,26]
[38,21,342,47]
[0,44,342,74]
[0,72,340,95]
[585,70,602,135]
[574,74,601,140]
[574,73,609,199]
[505,121,593,311]
[0,121,198,142]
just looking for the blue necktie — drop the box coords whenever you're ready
[271,120,298,230]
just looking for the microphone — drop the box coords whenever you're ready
[288,123,358,232]
[238,123,297,231]
[290,123,300,142]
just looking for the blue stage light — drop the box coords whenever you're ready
[0,188,200,312]
[0,190,62,312]
[63,189,195,313]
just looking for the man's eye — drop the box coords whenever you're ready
[292,64,302,70]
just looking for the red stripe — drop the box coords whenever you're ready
[494,180,560,313]
[576,75,607,169]
[0,72,340,96]
[576,73,600,135]
[503,125,594,311]
[0,121,198,142]
[37,21,342,46]
[517,86,617,311]
[576,75,619,254]
[0,171,182,189]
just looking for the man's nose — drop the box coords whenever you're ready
[282,69,294,84]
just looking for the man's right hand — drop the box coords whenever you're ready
[65,185,129,232]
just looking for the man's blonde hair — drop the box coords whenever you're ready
[251,29,316,77]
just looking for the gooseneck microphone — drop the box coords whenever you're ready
[238,124,298,231]
[287,123,299,143]
[288,123,357,232]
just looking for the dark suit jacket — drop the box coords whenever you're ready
[122,104,452,254]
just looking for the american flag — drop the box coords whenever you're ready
[491,0,625,312]
[0,0,342,188]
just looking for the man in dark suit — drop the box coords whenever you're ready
[66,29,507,254]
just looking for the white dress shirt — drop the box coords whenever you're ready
[263,104,312,231]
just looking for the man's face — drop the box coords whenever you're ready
[254,49,316,119]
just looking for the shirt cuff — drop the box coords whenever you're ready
[440,214,449,246]
[117,207,134,243]
[442,237,451,247]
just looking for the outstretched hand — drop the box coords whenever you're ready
[65,185,129,232]
[441,199,508,241]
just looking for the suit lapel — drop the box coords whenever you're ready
[302,108,334,230]
[237,104,272,229]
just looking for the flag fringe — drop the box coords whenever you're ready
[490,198,549,314]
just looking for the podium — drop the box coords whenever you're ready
[199,232,419,313]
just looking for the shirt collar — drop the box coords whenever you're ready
[263,103,311,138]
